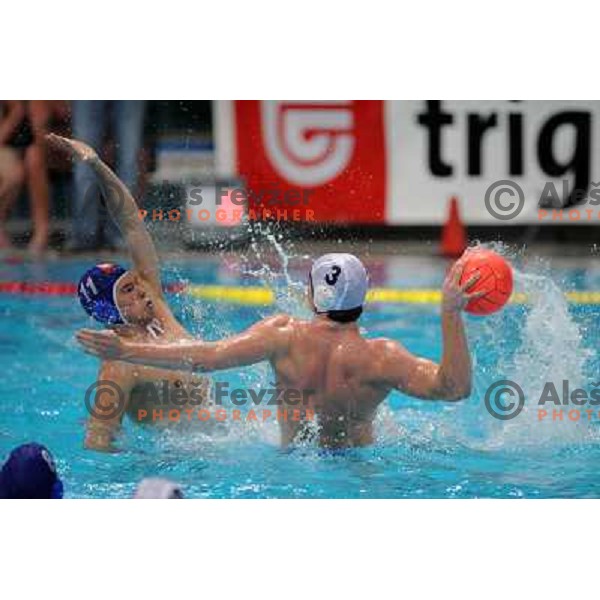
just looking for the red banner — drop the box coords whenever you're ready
[234,101,386,223]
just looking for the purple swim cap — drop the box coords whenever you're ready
[0,443,63,499]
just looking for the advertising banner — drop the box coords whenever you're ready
[215,100,600,225]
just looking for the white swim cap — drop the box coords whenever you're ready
[310,253,368,313]
[133,478,184,499]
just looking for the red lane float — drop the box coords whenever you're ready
[0,281,185,296]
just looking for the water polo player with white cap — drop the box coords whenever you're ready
[48,134,212,452]
[78,250,482,449]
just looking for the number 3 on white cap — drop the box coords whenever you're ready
[325,265,341,286]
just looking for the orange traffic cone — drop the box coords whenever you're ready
[441,197,467,258]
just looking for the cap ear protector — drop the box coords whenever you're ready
[312,281,337,312]
[77,263,128,325]
[41,448,63,498]
[170,487,184,499]
[51,479,64,499]
[309,272,341,313]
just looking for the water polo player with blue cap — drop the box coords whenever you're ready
[48,134,211,452]
[77,262,163,332]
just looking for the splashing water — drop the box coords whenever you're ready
[483,266,594,448]
[238,223,310,314]
[455,248,595,450]
[368,244,597,456]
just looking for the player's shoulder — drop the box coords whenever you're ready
[362,338,410,383]
[252,314,297,355]
[258,313,314,343]
[368,337,409,360]
[369,336,403,351]
[259,313,296,329]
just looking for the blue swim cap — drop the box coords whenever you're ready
[77,263,128,325]
[0,443,63,499]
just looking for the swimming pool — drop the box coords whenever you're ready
[2,246,600,498]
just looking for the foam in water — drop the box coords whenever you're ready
[370,244,597,454]
[456,246,595,450]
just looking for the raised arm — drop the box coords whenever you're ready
[371,255,482,401]
[46,134,162,295]
[77,315,292,373]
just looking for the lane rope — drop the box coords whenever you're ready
[2,281,600,305]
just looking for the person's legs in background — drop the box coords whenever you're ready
[0,147,25,249]
[24,101,52,256]
[103,100,146,248]
[71,101,106,250]
[23,144,49,255]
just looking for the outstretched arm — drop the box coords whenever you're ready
[372,254,482,401]
[46,134,161,295]
[77,315,292,373]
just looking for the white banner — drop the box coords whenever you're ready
[386,100,600,224]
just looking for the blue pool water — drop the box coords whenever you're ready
[2,247,600,498]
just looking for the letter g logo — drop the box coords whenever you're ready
[262,101,355,186]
